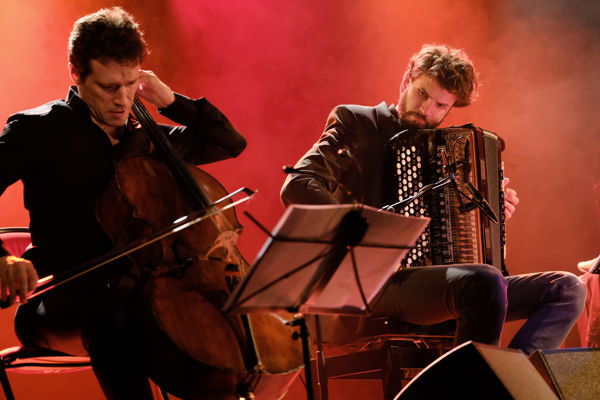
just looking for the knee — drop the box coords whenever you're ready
[458,264,508,311]
[470,263,506,288]
[552,272,587,314]
[14,301,42,347]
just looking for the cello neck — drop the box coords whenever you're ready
[131,96,211,211]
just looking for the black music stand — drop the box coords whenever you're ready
[223,204,429,400]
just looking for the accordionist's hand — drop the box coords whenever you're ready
[503,177,519,220]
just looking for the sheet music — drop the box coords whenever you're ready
[225,204,429,315]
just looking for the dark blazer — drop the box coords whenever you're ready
[281,102,401,208]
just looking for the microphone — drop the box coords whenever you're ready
[282,146,355,175]
[465,182,499,224]
[440,149,499,224]
[461,139,471,178]
[440,150,468,212]
[282,146,364,204]
[282,165,300,174]
[337,146,364,204]
[337,147,352,157]
[281,165,332,183]
[440,149,455,177]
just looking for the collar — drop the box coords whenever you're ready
[65,85,136,133]
[389,104,399,119]
[388,103,403,132]
[66,86,92,118]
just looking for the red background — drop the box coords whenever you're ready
[1,1,599,398]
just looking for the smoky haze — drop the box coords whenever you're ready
[0,1,598,397]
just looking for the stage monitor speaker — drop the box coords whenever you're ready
[394,341,558,400]
[529,347,600,400]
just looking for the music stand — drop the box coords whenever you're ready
[223,204,429,400]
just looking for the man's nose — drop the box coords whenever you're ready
[114,86,129,105]
[419,98,433,115]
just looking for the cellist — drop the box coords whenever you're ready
[0,7,246,399]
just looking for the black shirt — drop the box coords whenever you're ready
[0,87,246,276]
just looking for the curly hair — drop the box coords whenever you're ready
[68,7,148,81]
[400,44,478,107]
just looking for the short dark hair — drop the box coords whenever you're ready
[401,44,478,107]
[68,7,148,81]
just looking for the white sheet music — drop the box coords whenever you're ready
[224,204,429,315]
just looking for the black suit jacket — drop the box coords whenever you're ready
[281,102,401,208]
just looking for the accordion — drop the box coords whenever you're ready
[385,125,507,275]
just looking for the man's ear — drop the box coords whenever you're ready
[69,63,82,85]
[399,73,414,97]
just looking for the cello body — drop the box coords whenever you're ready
[96,151,304,399]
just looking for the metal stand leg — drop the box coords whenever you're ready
[287,316,314,400]
[0,364,15,400]
[314,315,328,400]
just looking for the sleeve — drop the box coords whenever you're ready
[157,93,247,164]
[0,117,36,258]
[280,105,357,206]
[0,117,36,196]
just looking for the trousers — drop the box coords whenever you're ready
[372,264,587,354]
[14,280,155,400]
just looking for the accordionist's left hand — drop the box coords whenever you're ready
[503,177,519,220]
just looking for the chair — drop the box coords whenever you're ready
[312,316,455,400]
[0,227,170,400]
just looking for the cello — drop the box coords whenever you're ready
[92,97,305,399]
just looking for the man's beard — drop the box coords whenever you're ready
[401,111,430,129]
[398,94,445,129]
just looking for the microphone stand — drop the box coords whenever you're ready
[380,173,499,225]
[379,176,454,212]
